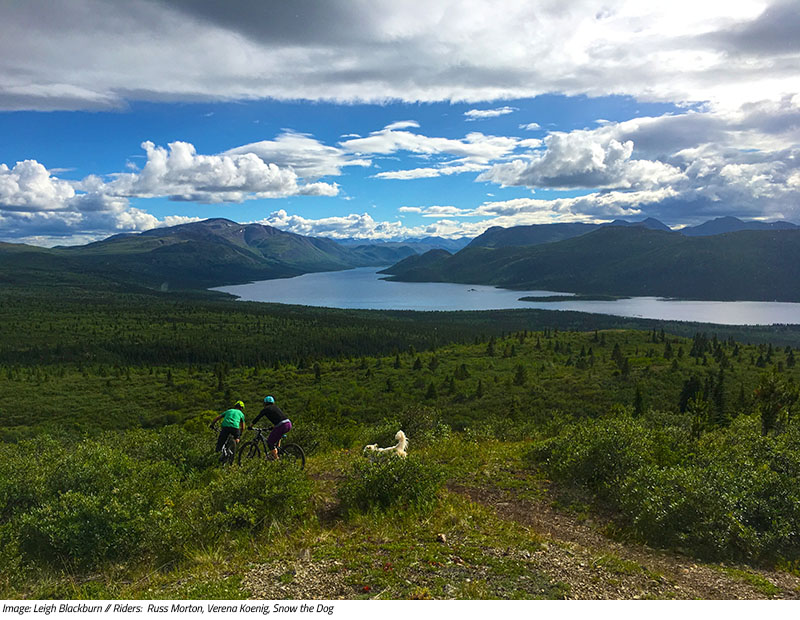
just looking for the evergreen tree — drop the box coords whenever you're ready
[513,364,527,386]
[737,383,748,412]
[712,368,727,427]
[688,394,711,438]
[633,384,644,417]
[754,372,799,435]
[425,381,437,399]
[679,375,703,412]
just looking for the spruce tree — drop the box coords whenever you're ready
[425,382,437,399]
[633,385,644,417]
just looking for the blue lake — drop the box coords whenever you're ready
[212,267,800,326]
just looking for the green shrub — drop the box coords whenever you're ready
[618,460,800,561]
[0,522,23,587]
[338,456,445,515]
[0,436,67,520]
[529,412,800,562]
[524,416,682,498]
[281,419,323,456]
[183,460,313,537]
[114,425,215,473]
[12,441,185,569]
[397,405,443,445]
[17,467,184,568]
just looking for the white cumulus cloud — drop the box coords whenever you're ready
[260,209,406,240]
[109,141,339,203]
[0,160,76,212]
[340,127,523,164]
[465,106,517,120]
[0,158,206,245]
[375,162,488,180]
[479,131,685,190]
[226,131,370,179]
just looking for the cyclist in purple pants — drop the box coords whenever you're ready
[250,395,292,460]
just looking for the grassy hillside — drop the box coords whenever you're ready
[384,227,800,302]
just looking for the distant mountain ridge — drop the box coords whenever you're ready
[467,216,798,250]
[3,215,798,299]
[0,218,418,290]
[335,235,469,253]
[382,227,800,302]
[679,216,799,236]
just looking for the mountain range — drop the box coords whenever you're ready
[467,216,798,250]
[0,218,418,290]
[382,226,800,302]
[334,236,470,253]
[2,215,798,301]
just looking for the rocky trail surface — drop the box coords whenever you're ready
[243,472,800,600]
[454,482,800,600]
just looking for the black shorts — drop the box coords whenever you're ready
[216,426,241,452]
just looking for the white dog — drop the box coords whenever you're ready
[363,430,408,459]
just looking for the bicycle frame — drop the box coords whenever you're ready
[238,427,305,468]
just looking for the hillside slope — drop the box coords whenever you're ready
[0,219,415,290]
[382,227,800,302]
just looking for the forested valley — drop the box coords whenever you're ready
[1,283,800,599]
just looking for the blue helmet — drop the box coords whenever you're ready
[263,396,275,404]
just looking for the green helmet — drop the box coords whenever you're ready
[263,396,275,404]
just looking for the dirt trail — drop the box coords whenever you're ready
[244,471,800,600]
[452,483,800,600]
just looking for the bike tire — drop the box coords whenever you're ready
[278,443,305,469]
[237,440,261,465]
[223,436,237,465]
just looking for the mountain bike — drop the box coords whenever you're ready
[210,425,238,465]
[237,427,305,469]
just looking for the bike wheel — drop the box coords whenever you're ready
[278,443,305,469]
[236,440,262,465]
[223,437,237,465]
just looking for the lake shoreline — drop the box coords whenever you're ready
[212,267,800,327]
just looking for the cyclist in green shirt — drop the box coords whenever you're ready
[209,401,246,453]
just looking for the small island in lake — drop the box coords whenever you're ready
[519,294,629,303]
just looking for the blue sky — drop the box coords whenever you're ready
[0,1,798,245]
